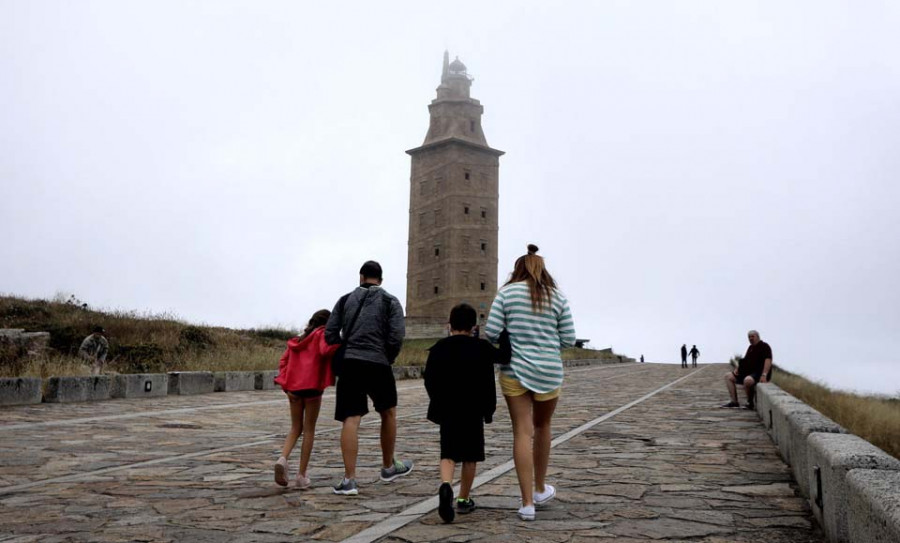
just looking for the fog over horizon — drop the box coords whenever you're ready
[2,1,899,396]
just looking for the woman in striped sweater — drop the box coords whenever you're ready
[485,244,576,521]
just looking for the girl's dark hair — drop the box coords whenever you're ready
[504,244,557,311]
[298,309,331,341]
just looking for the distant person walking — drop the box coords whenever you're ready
[79,326,108,375]
[273,309,338,489]
[640,354,645,363]
[689,345,700,367]
[485,244,576,521]
[425,303,498,523]
[325,260,411,495]
[680,344,688,368]
[722,330,773,410]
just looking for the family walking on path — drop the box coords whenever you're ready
[272,245,576,523]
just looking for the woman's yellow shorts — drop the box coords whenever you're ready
[499,373,561,401]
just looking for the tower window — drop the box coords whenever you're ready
[464,206,469,215]
[464,172,470,180]
[434,247,440,257]
[470,120,475,132]
[480,282,486,291]
[480,313,485,320]
[434,286,439,295]
[481,208,487,219]
[481,242,487,252]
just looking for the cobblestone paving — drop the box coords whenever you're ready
[0,363,825,542]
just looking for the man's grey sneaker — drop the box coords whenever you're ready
[333,478,358,495]
[456,497,476,514]
[438,482,455,523]
[534,484,556,506]
[720,401,740,408]
[380,459,414,482]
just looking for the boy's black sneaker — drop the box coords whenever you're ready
[438,482,455,523]
[456,497,476,514]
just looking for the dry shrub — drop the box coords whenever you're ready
[774,369,900,460]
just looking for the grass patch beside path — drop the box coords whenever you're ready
[773,367,900,460]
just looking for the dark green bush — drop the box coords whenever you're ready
[45,325,91,356]
[179,326,215,350]
[0,336,29,376]
[112,343,168,373]
[0,301,53,329]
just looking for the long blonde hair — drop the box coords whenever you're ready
[504,244,557,311]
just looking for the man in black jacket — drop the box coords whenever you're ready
[325,260,411,495]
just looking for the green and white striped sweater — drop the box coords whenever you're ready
[485,282,576,393]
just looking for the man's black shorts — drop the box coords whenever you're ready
[440,418,485,463]
[334,359,397,422]
[734,370,771,384]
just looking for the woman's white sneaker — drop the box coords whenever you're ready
[517,505,536,521]
[534,484,556,506]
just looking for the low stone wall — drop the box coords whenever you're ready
[254,370,279,390]
[847,469,900,543]
[44,376,111,403]
[167,372,214,396]
[111,374,168,399]
[755,383,900,543]
[0,378,42,406]
[214,371,256,392]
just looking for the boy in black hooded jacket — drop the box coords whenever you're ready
[424,303,499,523]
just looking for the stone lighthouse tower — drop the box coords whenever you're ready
[405,52,504,336]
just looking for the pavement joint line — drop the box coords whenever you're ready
[0,383,424,432]
[0,364,642,432]
[0,364,656,495]
[0,410,426,496]
[339,365,708,543]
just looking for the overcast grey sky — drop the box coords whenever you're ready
[2,1,899,395]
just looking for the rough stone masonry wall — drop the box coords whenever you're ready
[755,383,900,542]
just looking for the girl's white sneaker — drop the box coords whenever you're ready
[295,472,311,490]
[274,457,288,487]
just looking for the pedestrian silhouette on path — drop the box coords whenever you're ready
[689,345,700,367]
[680,344,687,368]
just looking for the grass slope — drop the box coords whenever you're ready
[1,295,616,378]
[773,367,900,460]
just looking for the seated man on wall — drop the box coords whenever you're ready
[722,330,772,410]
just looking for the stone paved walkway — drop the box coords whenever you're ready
[0,363,826,542]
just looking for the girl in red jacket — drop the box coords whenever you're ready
[273,309,338,488]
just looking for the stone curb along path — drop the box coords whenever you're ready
[0,359,624,407]
[0,364,826,543]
